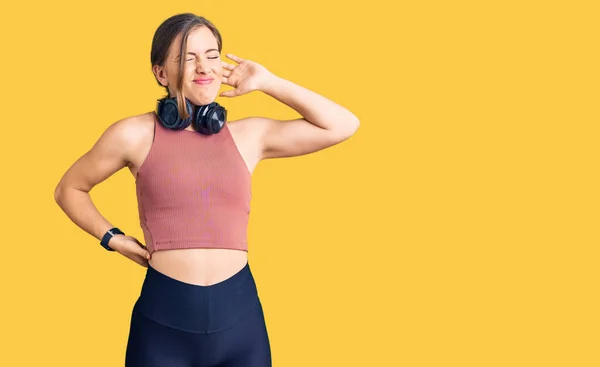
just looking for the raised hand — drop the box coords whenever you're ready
[220,53,275,98]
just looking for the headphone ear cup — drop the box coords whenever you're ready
[157,97,193,130]
[193,102,227,135]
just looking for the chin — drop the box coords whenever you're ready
[186,90,219,106]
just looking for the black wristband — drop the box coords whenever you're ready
[100,227,125,251]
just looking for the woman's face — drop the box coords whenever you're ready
[155,26,223,106]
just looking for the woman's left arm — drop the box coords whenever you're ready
[256,75,360,159]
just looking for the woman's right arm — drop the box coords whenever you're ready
[54,117,137,244]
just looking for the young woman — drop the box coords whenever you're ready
[54,13,359,367]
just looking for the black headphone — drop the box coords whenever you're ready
[156,97,227,135]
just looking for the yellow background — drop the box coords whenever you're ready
[1,0,598,366]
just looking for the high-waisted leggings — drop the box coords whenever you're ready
[125,260,272,367]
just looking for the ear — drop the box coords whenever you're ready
[152,64,169,87]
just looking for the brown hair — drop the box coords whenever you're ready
[150,13,223,119]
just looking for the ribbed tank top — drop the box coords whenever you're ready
[135,113,251,254]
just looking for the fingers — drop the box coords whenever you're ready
[221,74,236,86]
[220,89,241,98]
[115,237,151,266]
[135,242,151,260]
[221,70,234,87]
[124,251,148,267]
[226,53,244,63]
[140,248,151,260]
[136,250,150,266]
[222,61,235,70]
[134,256,149,268]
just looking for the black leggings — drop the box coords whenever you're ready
[125,261,272,367]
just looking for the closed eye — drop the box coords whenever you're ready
[187,57,219,61]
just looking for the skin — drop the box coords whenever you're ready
[54,25,359,286]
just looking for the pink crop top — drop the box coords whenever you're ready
[135,113,252,254]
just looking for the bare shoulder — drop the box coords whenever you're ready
[112,112,157,175]
[54,112,157,193]
[97,112,155,166]
[108,112,155,148]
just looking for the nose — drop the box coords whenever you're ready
[196,61,211,74]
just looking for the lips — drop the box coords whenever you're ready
[193,78,213,85]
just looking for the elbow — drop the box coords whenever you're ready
[54,187,61,204]
[339,116,360,139]
[54,185,64,205]
[329,120,359,145]
[351,116,360,133]
[319,114,360,146]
